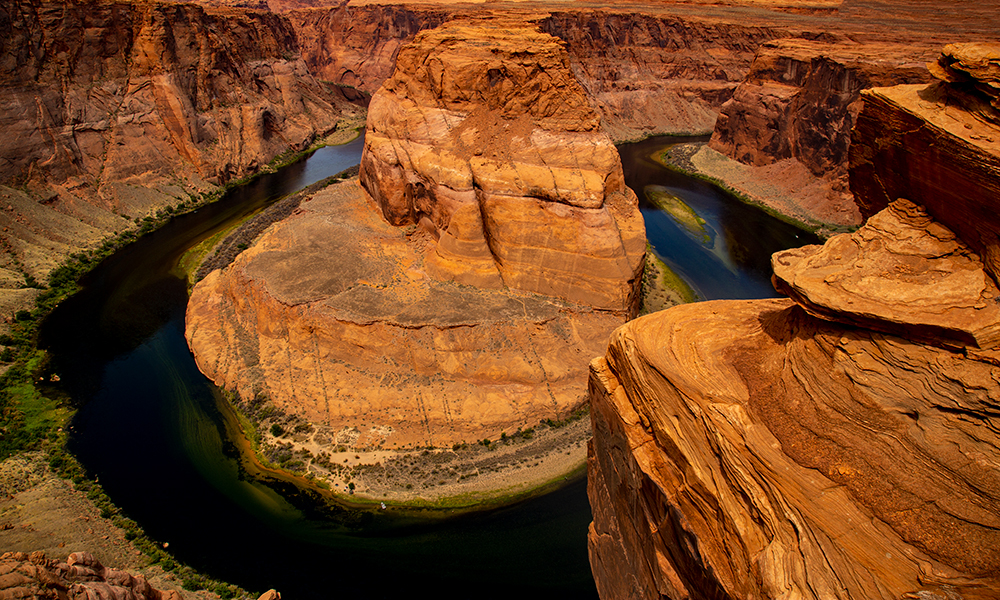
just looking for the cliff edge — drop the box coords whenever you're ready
[588,49,1000,600]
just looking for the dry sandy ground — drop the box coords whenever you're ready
[662,143,861,236]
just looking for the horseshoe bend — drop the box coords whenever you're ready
[1,0,999,598]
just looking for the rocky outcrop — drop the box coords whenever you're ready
[187,20,642,453]
[587,74,1000,599]
[707,39,932,228]
[850,55,1000,282]
[287,5,788,141]
[0,0,358,288]
[359,17,644,312]
[0,551,182,600]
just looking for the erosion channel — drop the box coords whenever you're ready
[37,135,815,599]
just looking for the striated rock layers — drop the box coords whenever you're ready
[359,18,645,312]
[850,46,1000,282]
[587,77,1000,599]
[707,39,933,228]
[0,551,182,600]
[288,5,788,141]
[0,0,356,286]
[187,21,643,450]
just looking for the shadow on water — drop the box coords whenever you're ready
[37,134,816,600]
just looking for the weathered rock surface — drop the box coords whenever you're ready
[0,551,182,600]
[849,82,1000,282]
[187,181,623,448]
[188,19,644,452]
[0,0,357,288]
[588,74,1000,600]
[773,198,1000,350]
[287,5,788,140]
[589,293,1000,600]
[359,18,645,312]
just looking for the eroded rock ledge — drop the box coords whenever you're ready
[588,65,1000,599]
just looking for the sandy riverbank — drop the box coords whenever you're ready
[658,142,861,237]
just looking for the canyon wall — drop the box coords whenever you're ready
[587,63,1000,599]
[187,19,642,455]
[287,5,789,140]
[0,0,356,298]
[708,39,931,227]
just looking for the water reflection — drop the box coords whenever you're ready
[618,136,819,300]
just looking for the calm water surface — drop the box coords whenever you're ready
[40,135,814,599]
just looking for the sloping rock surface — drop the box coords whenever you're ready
[0,0,355,286]
[359,18,644,313]
[187,181,623,448]
[589,75,1000,599]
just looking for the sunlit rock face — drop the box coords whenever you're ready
[187,19,643,450]
[359,17,645,313]
[587,53,1000,600]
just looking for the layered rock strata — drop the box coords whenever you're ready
[359,18,645,312]
[850,50,1000,281]
[588,197,1000,599]
[187,21,643,451]
[187,180,625,449]
[707,39,933,228]
[0,0,357,289]
[287,5,787,140]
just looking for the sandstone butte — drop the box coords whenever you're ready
[587,48,1000,599]
[185,18,645,451]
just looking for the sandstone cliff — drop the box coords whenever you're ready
[588,66,1000,599]
[0,0,357,298]
[359,17,644,311]
[187,21,641,460]
[286,5,788,140]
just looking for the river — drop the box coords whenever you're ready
[38,135,816,599]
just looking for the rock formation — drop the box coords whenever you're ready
[0,551,182,600]
[587,64,1000,599]
[707,39,933,228]
[0,0,358,296]
[850,45,1000,281]
[187,20,643,451]
[359,17,644,311]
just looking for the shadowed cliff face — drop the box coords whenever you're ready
[587,56,1000,600]
[0,0,356,291]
